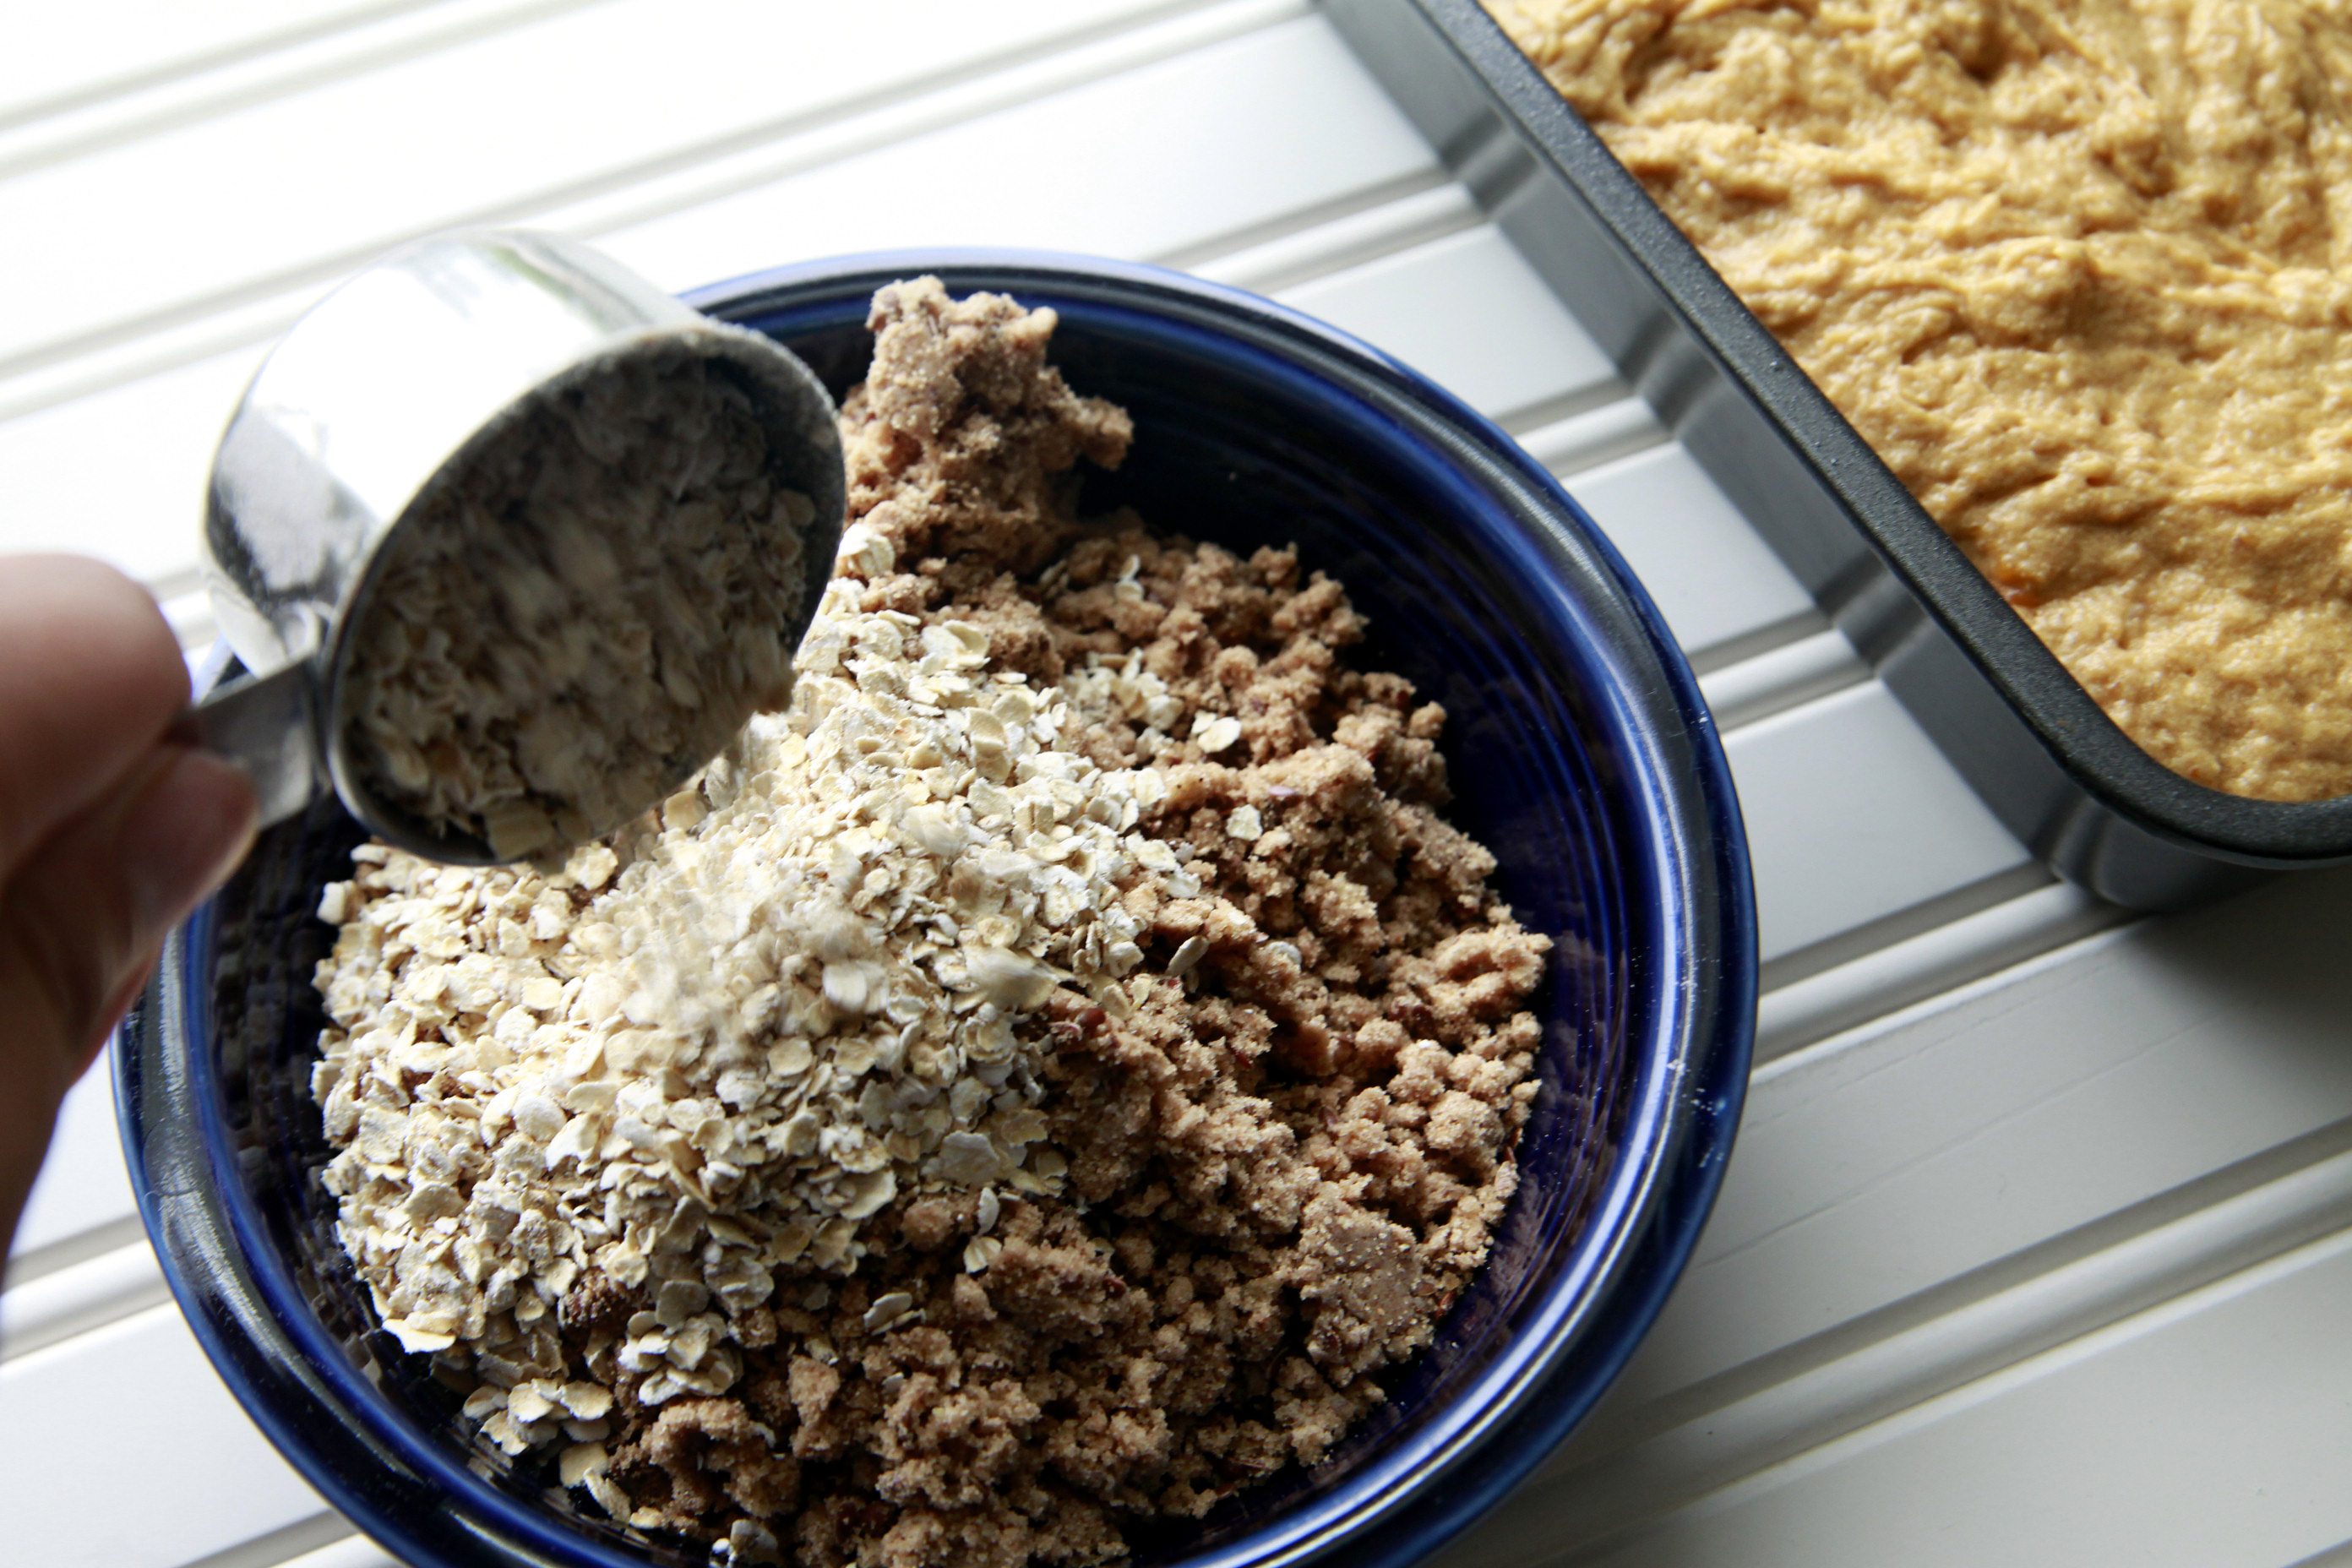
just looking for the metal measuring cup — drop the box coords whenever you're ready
[193,228,845,865]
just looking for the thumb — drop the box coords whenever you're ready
[0,743,258,1086]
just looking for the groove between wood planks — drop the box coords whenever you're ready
[0,0,1304,411]
[270,1529,405,1568]
[130,1062,2352,1565]
[0,1240,169,1361]
[180,1511,366,1568]
[1442,1114,2352,1568]
[0,0,482,137]
[0,0,608,182]
[1583,1209,2352,1564]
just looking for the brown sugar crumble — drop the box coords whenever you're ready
[312,278,1550,1567]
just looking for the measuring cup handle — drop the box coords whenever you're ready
[190,662,325,830]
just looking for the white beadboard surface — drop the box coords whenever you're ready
[0,0,426,123]
[1560,444,1817,662]
[6,3,2352,1565]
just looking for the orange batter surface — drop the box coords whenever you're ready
[1491,0,2352,800]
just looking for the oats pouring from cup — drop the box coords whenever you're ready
[194,228,845,865]
[341,344,817,863]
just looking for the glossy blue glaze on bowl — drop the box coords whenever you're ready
[120,252,1755,1568]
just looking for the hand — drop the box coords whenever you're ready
[0,557,257,1264]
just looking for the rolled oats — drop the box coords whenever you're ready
[313,278,1554,1568]
[316,449,1162,1408]
[344,345,820,860]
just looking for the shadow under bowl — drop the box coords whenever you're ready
[119,251,1756,1568]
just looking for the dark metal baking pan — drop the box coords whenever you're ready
[1323,0,2352,911]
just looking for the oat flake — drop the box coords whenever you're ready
[314,522,1163,1435]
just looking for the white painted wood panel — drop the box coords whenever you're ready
[0,1242,168,1359]
[282,1533,403,1568]
[12,1066,137,1262]
[1577,1222,2352,1568]
[1276,224,1617,423]
[1631,864,2352,1402]
[1562,444,1816,661]
[1194,182,1484,297]
[3,0,418,123]
[1694,628,1865,734]
[1502,1138,2352,1566]
[0,0,1307,436]
[1726,682,2029,964]
[0,2,622,199]
[0,14,1424,591]
[0,1305,324,1567]
[1517,399,1668,480]
[1752,879,2123,1059]
[0,349,259,585]
[596,16,1431,294]
[1425,864,2352,1568]
[0,0,1192,376]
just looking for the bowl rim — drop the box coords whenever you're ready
[119,247,1757,1568]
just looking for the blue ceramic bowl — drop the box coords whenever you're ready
[120,253,1755,1568]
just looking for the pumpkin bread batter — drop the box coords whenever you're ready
[1489,0,2352,800]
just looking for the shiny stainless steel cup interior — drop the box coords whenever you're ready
[195,227,847,864]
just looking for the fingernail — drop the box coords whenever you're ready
[120,748,259,932]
